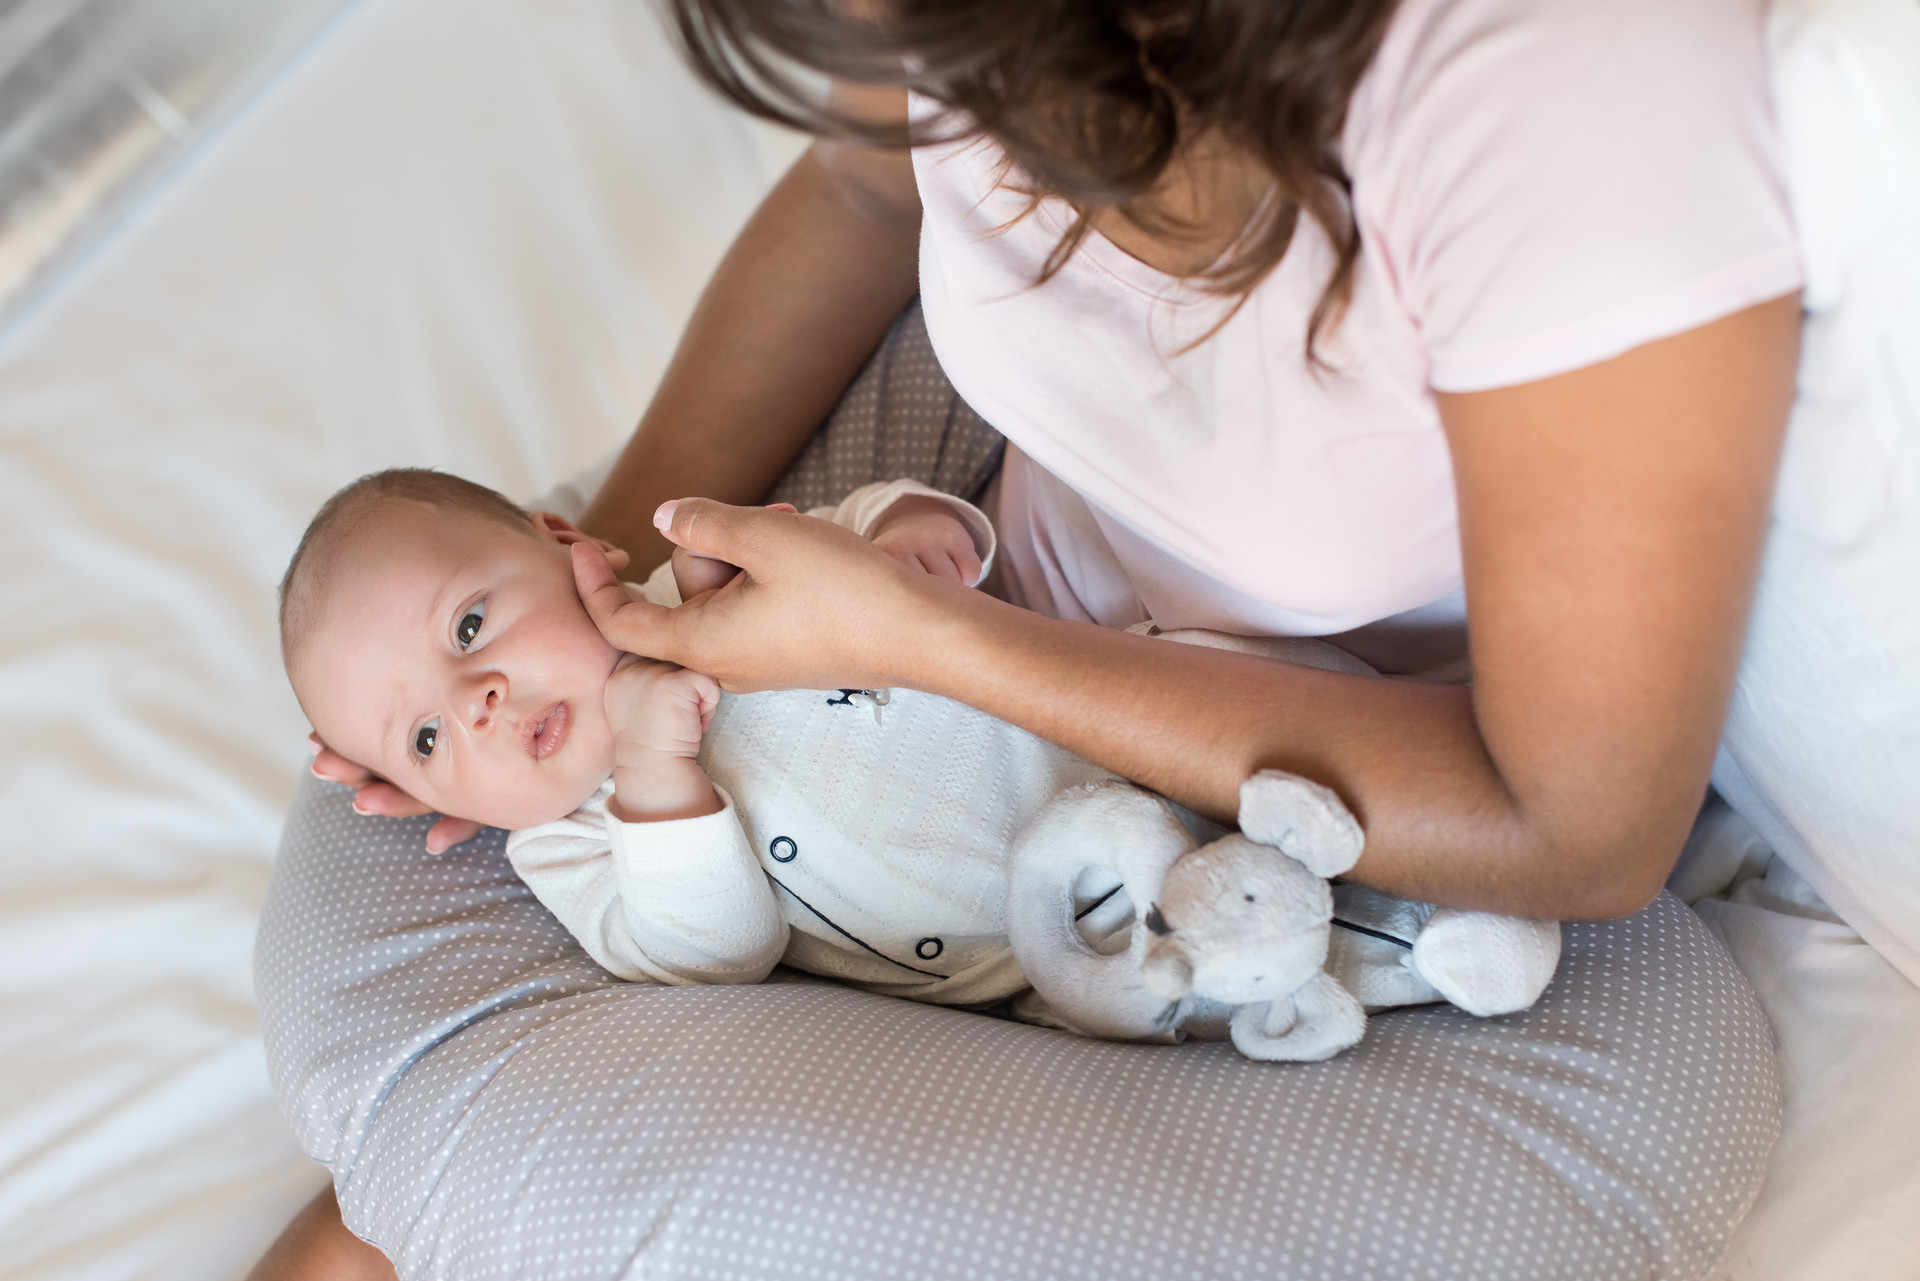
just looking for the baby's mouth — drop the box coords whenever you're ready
[523,702,569,761]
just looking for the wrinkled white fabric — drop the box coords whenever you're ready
[1694,859,1920,1281]
[0,0,801,1274]
[1714,0,1920,989]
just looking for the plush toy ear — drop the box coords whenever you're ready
[1237,770,1364,878]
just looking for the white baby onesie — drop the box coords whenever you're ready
[507,480,1115,1006]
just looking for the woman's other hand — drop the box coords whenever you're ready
[307,733,485,855]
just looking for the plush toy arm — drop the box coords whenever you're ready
[1237,770,1364,878]
[1228,971,1367,1062]
[1411,909,1562,1018]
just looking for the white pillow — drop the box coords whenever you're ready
[1714,0,1920,986]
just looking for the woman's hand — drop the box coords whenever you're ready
[307,733,484,855]
[571,500,968,694]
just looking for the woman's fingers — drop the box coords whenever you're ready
[350,780,438,818]
[572,540,676,657]
[598,496,958,693]
[310,742,375,787]
[314,745,437,818]
[425,816,485,855]
[306,734,480,854]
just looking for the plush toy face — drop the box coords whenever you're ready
[1143,834,1335,1007]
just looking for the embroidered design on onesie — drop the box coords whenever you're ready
[825,688,891,726]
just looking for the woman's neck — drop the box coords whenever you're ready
[1084,134,1273,278]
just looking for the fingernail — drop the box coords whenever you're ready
[306,737,323,757]
[653,500,680,532]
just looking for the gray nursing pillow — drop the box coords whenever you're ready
[258,300,1780,1279]
[259,776,1778,1280]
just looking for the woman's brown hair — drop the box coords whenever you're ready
[667,0,1402,360]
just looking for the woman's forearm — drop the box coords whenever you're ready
[586,500,1695,923]
[916,588,1666,922]
[580,140,921,566]
[905,299,1799,923]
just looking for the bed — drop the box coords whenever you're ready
[0,0,1914,1277]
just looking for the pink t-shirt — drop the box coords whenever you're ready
[914,0,1803,675]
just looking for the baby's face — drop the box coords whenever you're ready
[298,503,622,831]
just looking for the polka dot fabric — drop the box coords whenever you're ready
[256,303,1780,1278]
[768,299,1005,511]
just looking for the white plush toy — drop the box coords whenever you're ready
[1006,770,1562,1062]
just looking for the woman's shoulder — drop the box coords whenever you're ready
[1355,0,1773,142]
[1346,0,1800,392]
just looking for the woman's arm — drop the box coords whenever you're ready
[578,296,1801,921]
[579,92,921,567]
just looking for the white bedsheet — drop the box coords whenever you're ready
[1697,860,1920,1280]
[0,1,797,1276]
[0,0,1912,1279]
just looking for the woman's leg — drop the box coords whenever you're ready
[248,1187,396,1281]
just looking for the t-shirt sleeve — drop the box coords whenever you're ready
[1350,0,1804,392]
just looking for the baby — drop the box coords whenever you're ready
[281,469,1124,1008]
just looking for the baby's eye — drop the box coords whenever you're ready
[414,718,440,759]
[456,601,486,650]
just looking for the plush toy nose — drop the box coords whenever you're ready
[1142,937,1194,1001]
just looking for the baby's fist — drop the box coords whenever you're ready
[870,496,981,584]
[604,655,719,759]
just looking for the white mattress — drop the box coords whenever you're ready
[0,0,1910,1278]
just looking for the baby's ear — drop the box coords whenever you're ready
[529,511,630,572]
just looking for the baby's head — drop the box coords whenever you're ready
[282,469,625,831]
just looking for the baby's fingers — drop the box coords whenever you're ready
[670,545,740,601]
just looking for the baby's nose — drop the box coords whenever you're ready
[460,673,506,730]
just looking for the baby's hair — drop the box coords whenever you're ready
[279,468,531,676]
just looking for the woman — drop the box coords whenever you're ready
[367,0,1798,913]
[274,0,1800,1273]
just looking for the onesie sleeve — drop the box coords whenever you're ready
[635,562,680,607]
[506,781,787,986]
[1348,0,1804,392]
[814,478,999,587]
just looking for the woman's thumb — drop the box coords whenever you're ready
[653,497,766,563]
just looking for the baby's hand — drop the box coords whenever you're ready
[605,655,723,823]
[869,496,982,584]
[669,503,796,601]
